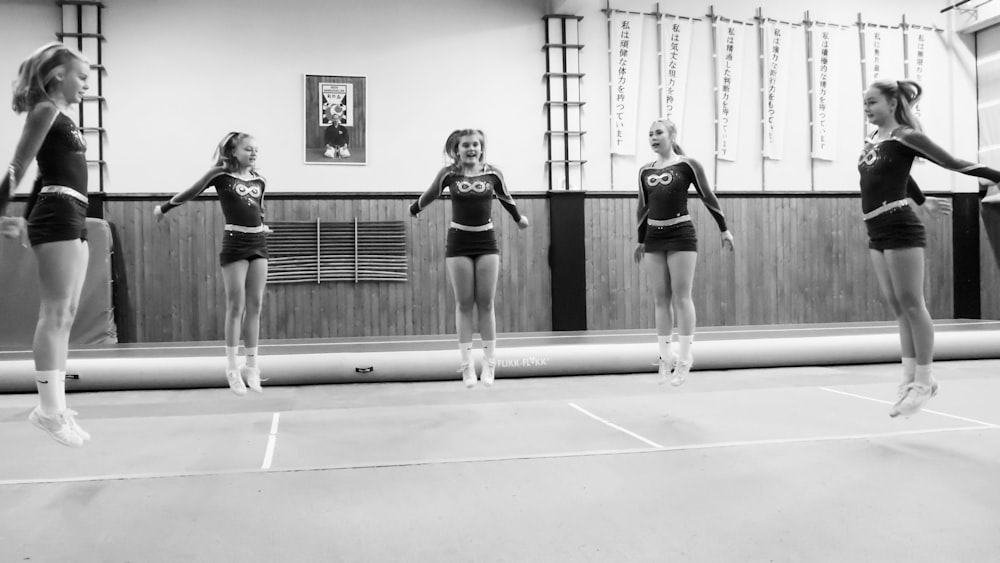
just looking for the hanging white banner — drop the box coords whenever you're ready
[715,20,746,162]
[660,16,692,133]
[905,27,929,119]
[762,21,792,160]
[611,11,644,155]
[810,26,842,161]
[862,24,905,89]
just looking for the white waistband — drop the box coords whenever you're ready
[648,215,691,227]
[40,185,88,204]
[225,224,267,233]
[450,221,494,232]
[863,199,910,221]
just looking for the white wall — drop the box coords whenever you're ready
[552,0,979,193]
[0,0,982,194]
[1,0,548,193]
[0,1,62,187]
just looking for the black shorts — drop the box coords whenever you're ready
[643,221,698,253]
[27,193,88,247]
[445,228,499,258]
[865,206,926,250]
[220,230,268,265]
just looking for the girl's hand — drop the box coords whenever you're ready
[517,216,530,230]
[1,216,28,247]
[153,205,166,222]
[263,224,273,234]
[633,243,645,263]
[922,196,953,216]
[721,230,735,251]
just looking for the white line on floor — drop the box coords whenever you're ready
[260,412,280,470]
[2,424,996,487]
[819,387,1000,428]
[567,402,664,448]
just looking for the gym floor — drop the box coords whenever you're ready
[1,359,998,562]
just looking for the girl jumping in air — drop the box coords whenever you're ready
[155,132,269,396]
[410,129,529,388]
[0,42,93,447]
[858,79,1000,417]
[635,118,735,387]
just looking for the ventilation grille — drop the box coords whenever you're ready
[266,220,407,283]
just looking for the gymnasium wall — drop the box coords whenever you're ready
[548,0,977,194]
[0,0,974,195]
[0,0,993,344]
[0,0,549,193]
[83,192,954,343]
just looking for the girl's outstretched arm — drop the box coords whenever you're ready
[155,166,226,216]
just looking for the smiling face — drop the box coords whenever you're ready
[53,58,89,105]
[648,120,675,157]
[454,133,483,167]
[863,87,895,126]
[231,136,259,169]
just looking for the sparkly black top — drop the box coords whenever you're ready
[858,126,1000,213]
[411,163,521,226]
[636,157,727,243]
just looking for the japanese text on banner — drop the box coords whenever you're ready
[762,21,792,160]
[661,16,691,134]
[810,26,841,161]
[715,20,745,162]
[611,12,644,155]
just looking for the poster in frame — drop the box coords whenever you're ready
[303,74,366,165]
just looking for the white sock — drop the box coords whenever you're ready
[657,335,674,361]
[901,357,916,382]
[483,340,496,362]
[678,335,694,363]
[225,346,239,371]
[245,347,258,369]
[35,369,61,415]
[915,364,933,385]
[55,370,68,412]
[459,342,473,365]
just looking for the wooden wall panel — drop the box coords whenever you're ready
[981,207,1000,320]
[585,194,954,330]
[5,192,970,343]
[103,195,549,343]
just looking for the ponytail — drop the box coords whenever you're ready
[870,78,923,132]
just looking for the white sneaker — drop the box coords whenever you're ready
[670,360,692,387]
[324,146,336,158]
[28,407,84,448]
[459,363,477,388]
[890,382,934,418]
[241,366,263,393]
[64,408,91,441]
[655,354,678,385]
[897,377,938,400]
[226,369,247,396]
[480,359,496,386]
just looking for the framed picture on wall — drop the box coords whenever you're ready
[303,74,367,165]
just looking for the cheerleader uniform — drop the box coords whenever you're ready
[215,173,268,265]
[23,112,89,247]
[160,171,268,265]
[859,126,1000,250]
[637,157,727,252]
[410,163,522,257]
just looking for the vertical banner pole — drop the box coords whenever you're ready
[606,0,615,189]
[757,7,766,191]
[804,11,815,191]
[709,5,719,184]
[858,13,868,137]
